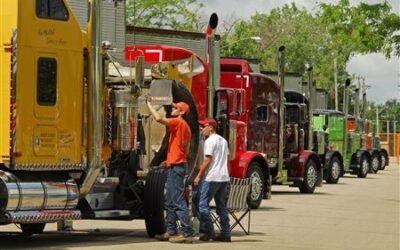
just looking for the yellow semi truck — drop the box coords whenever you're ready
[0,0,202,236]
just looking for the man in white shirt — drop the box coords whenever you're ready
[194,118,231,242]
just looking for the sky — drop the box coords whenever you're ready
[198,0,400,104]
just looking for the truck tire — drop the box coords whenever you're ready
[20,223,46,236]
[326,156,342,184]
[246,162,264,209]
[357,154,369,178]
[299,160,318,193]
[370,153,381,174]
[144,167,167,237]
[379,150,388,170]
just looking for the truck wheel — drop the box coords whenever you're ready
[357,155,369,178]
[299,160,318,193]
[379,151,388,170]
[20,223,46,236]
[144,167,167,237]
[326,156,341,184]
[370,153,381,174]
[246,162,264,209]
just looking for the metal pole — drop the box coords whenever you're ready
[81,0,103,198]
[343,79,351,159]
[278,46,285,178]
[394,121,397,162]
[334,57,338,111]
[206,13,218,118]
[376,107,379,134]
[387,120,390,154]
[307,64,314,151]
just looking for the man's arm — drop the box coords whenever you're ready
[147,99,168,125]
[194,155,212,186]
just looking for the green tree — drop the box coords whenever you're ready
[319,0,400,58]
[366,99,400,132]
[125,0,204,31]
[221,1,400,107]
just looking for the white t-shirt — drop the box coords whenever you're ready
[203,133,230,182]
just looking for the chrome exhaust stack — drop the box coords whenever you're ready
[80,0,103,198]
[343,79,351,156]
[354,87,360,130]
[277,46,285,177]
[306,64,314,151]
[206,13,219,117]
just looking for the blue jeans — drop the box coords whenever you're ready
[165,164,192,237]
[199,181,230,236]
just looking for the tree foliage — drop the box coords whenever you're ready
[220,1,400,107]
[125,0,204,31]
[366,99,400,132]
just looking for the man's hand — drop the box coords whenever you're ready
[159,161,167,168]
[194,175,201,186]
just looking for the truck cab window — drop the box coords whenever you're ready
[256,105,268,122]
[37,58,57,106]
[37,0,69,20]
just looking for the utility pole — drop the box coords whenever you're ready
[334,57,338,110]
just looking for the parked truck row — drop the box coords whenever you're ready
[0,0,389,237]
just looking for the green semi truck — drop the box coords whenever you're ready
[312,80,372,183]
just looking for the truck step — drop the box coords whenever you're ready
[4,210,81,224]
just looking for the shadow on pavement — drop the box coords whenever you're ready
[0,228,154,249]
[271,191,332,196]
[254,206,285,212]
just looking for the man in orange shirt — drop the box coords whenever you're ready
[147,99,193,243]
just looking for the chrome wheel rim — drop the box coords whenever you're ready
[362,159,369,175]
[381,156,386,167]
[307,165,317,188]
[331,161,340,180]
[372,157,379,172]
[250,171,263,200]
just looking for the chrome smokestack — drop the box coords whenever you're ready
[343,79,351,157]
[306,64,314,150]
[206,13,218,117]
[354,87,360,129]
[80,0,103,198]
[362,92,367,119]
[278,46,285,176]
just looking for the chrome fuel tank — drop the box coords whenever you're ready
[0,171,79,212]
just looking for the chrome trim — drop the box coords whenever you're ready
[0,170,79,212]
[81,0,103,198]
[307,65,314,150]
[277,46,285,176]
[14,163,84,171]
[206,13,218,117]
[7,210,81,224]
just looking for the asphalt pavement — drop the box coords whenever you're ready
[0,158,399,250]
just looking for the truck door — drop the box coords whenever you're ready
[214,90,231,141]
[13,0,84,169]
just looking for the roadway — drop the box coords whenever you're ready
[0,158,399,250]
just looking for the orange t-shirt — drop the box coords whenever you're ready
[166,117,191,166]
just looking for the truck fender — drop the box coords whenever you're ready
[229,151,271,197]
[368,149,380,157]
[355,149,371,165]
[289,150,323,186]
[379,148,389,167]
[324,150,343,170]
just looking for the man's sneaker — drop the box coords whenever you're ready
[154,232,177,241]
[199,233,214,241]
[169,234,193,244]
[212,234,231,242]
